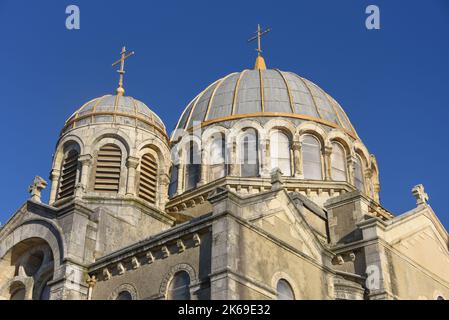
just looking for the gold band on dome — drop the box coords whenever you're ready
[203,73,237,122]
[275,69,295,113]
[231,70,247,116]
[259,69,265,112]
[188,112,357,140]
[184,79,221,130]
[324,92,345,130]
[300,76,324,119]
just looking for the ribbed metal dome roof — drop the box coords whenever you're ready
[62,94,166,135]
[174,69,357,138]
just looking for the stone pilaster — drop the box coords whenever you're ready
[49,169,60,205]
[228,141,239,176]
[324,145,333,181]
[126,156,140,196]
[75,154,92,198]
[347,155,357,185]
[198,148,208,186]
[260,138,270,177]
[292,141,302,177]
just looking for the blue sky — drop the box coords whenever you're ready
[0,0,448,228]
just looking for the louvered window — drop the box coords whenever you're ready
[58,150,79,199]
[139,153,158,204]
[94,144,122,193]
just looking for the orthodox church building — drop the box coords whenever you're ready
[1,33,448,300]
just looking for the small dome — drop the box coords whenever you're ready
[174,69,357,138]
[62,94,166,135]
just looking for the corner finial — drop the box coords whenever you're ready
[412,184,429,206]
[28,176,47,203]
[112,46,135,96]
[248,24,271,70]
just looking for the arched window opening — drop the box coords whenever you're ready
[168,165,179,198]
[240,128,259,177]
[209,135,226,180]
[185,142,201,191]
[270,130,292,176]
[58,149,80,200]
[331,142,347,182]
[302,135,322,180]
[276,279,295,300]
[354,155,365,192]
[437,296,445,300]
[116,291,133,300]
[139,153,158,204]
[94,144,122,193]
[167,271,191,300]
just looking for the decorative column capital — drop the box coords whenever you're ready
[126,156,140,169]
[292,141,301,151]
[49,169,60,181]
[79,154,93,165]
[324,145,333,156]
[86,275,97,288]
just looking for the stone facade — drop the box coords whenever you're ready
[1,57,448,300]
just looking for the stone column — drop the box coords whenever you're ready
[198,148,208,186]
[364,168,373,197]
[347,155,357,185]
[176,149,184,195]
[373,183,381,203]
[49,169,60,205]
[228,141,239,176]
[324,145,333,181]
[292,141,302,177]
[125,156,140,196]
[75,154,92,198]
[260,138,270,177]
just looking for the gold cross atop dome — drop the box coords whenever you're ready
[112,46,135,96]
[248,24,271,70]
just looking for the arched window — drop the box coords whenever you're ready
[116,291,133,300]
[209,134,226,180]
[240,128,259,177]
[94,144,122,193]
[58,149,80,200]
[138,153,158,204]
[331,142,347,182]
[185,142,201,191]
[270,130,291,176]
[437,296,445,300]
[168,165,179,198]
[354,155,365,192]
[167,271,191,300]
[302,135,322,180]
[276,279,295,300]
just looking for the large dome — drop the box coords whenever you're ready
[62,94,166,136]
[174,69,357,139]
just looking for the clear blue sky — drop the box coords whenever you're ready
[0,0,448,229]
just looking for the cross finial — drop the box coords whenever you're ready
[248,24,271,70]
[112,46,135,96]
[412,184,429,206]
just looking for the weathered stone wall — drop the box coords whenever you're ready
[90,232,212,300]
